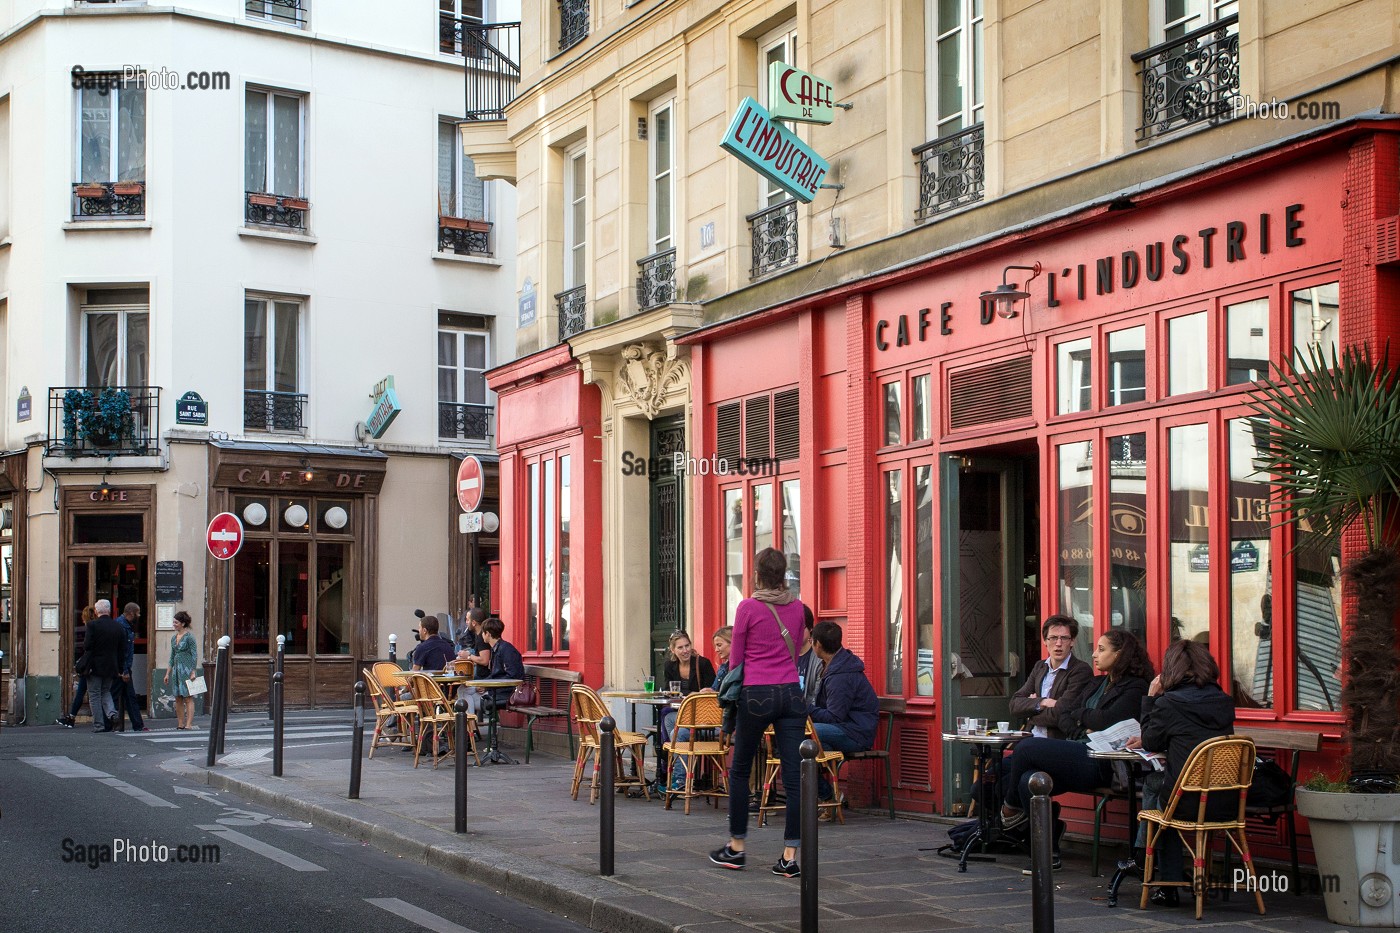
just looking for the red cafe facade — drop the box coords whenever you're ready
[677,124,1399,853]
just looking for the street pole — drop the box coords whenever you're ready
[599,716,616,876]
[1029,772,1055,933]
[349,681,365,799]
[272,670,284,777]
[206,636,230,766]
[454,695,470,832]
[800,739,819,933]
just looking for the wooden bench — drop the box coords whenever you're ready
[1234,726,1323,892]
[512,664,582,763]
[843,696,905,820]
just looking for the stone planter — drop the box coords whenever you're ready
[1297,788,1400,926]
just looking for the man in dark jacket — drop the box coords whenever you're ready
[84,599,125,733]
[808,622,878,753]
[482,616,524,706]
[1008,615,1094,738]
[409,615,455,673]
[109,602,149,732]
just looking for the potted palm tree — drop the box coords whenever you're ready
[1249,342,1400,927]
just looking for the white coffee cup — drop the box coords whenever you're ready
[997,721,1011,733]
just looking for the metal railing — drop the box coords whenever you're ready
[556,285,587,341]
[246,192,309,230]
[748,199,799,279]
[913,123,984,222]
[1133,13,1239,142]
[450,20,521,121]
[439,219,493,256]
[636,248,676,311]
[245,0,306,28]
[244,390,308,433]
[47,385,161,458]
[558,0,589,51]
[438,402,494,443]
[72,181,145,219]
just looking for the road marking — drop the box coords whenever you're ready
[366,898,481,933]
[97,777,179,808]
[19,756,111,779]
[196,825,325,871]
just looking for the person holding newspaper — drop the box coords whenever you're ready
[997,628,1154,830]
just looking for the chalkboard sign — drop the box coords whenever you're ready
[155,560,184,602]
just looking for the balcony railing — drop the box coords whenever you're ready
[246,0,306,28]
[439,217,493,257]
[246,192,309,230]
[556,285,586,341]
[1133,13,1239,142]
[438,402,494,443]
[636,248,677,311]
[748,199,799,279]
[913,123,984,222]
[47,385,161,458]
[558,0,588,52]
[450,20,521,121]
[244,390,308,433]
[72,181,145,219]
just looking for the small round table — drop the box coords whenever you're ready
[942,732,1029,871]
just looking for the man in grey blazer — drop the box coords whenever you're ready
[1008,615,1093,739]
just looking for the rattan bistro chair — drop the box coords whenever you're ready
[758,719,845,826]
[1138,736,1265,919]
[569,684,651,803]
[363,667,417,757]
[407,672,480,770]
[372,660,409,691]
[662,693,730,814]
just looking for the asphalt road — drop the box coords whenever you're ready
[0,719,589,933]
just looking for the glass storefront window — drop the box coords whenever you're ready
[236,495,272,530]
[278,539,309,653]
[1108,432,1147,642]
[884,469,903,693]
[1294,508,1343,713]
[559,455,571,650]
[279,498,311,533]
[1169,312,1208,394]
[314,542,349,655]
[527,461,538,653]
[780,480,800,598]
[1169,423,1210,644]
[912,374,930,441]
[1056,338,1092,414]
[1228,418,1272,708]
[883,381,902,446]
[1226,297,1269,384]
[0,539,11,662]
[723,488,743,624]
[914,465,934,696]
[1106,327,1146,406]
[1292,281,1340,364]
[233,539,272,655]
[752,483,772,542]
[316,500,352,534]
[543,458,556,652]
[1057,440,1093,656]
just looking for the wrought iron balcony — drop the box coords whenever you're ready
[558,0,589,51]
[47,385,161,458]
[438,402,494,443]
[913,124,984,222]
[636,248,677,311]
[439,217,493,257]
[448,20,520,121]
[246,191,309,230]
[556,285,586,341]
[244,390,308,433]
[72,181,145,219]
[748,199,799,279]
[246,0,306,28]
[1133,13,1239,142]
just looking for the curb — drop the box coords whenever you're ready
[192,764,743,933]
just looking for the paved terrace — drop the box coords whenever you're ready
[181,722,1338,933]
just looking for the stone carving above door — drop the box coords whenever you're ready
[616,343,688,419]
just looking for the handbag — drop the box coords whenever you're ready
[509,681,537,707]
[74,652,92,677]
[186,674,208,696]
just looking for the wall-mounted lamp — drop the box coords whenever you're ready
[300,459,314,482]
[980,262,1043,319]
[98,474,112,498]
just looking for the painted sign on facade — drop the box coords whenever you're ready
[720,97,829,203]
[366,375,401,439]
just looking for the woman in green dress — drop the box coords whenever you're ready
[163,611,199,730]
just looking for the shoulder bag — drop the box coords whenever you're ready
[509,680,538,707]
[74,652,92,677]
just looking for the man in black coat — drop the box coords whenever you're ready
[84,599,125,733]
[1008,614,1094,738]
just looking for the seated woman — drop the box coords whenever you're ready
[658,630,718,788]
[1124,639,1235,907]
[998,628,1154,829]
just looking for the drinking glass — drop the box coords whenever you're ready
[975,718,989,734]
[668,680,682,696]
[644,678,656,693]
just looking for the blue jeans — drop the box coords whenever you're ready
[727,683,806,847]
[998,736,1107,810]
[68,675,89,718]
[812,722,862,799]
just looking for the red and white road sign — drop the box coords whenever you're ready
[207,512,245,561]
[457,455,484,513]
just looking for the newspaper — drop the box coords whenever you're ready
[1132,747,1167,771]
[1085,718,1141,753]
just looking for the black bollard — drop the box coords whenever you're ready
[272,671,284,777]
[349,681,365,799]
[1029,772,1055,933]
[206,638,230,766]
[599,715,616,876]
[800,739,819,933]
[454,696,470,833]
[267,657,274,721]
[216,639,232,754]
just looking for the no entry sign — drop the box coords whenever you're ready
[457,455,484,513]
[207,512,244,561]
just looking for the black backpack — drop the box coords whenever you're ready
[1247,757,1293,809]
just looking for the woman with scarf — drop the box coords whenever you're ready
[658,630,718,789]
[709,547,807,879]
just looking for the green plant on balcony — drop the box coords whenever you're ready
[62,387,134,449]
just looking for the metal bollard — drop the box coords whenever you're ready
[388,633,397,663]
[216,635,232,755]
[454,696,470,833]
[599,715,616,876]
[0,649,6,732]
[270,635,286,722]
[272,671,285,777]
[349,681,365,799]
[800,739,819,933]
[1029,771,1055,933]
[206,637,231,766]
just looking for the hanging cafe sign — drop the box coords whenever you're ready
[720,65,842,204]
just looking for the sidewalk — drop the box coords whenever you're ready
[185,725,1337,933]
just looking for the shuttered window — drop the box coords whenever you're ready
[744,395,772,461]
[716,402,741,463]
[947,356,1032,430]
[772,388,800,460]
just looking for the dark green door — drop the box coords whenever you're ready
[650,417,686,680]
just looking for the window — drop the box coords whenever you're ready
[913,464,934,695]
[563,147,587,289]
[438,313,491,442]
[1106,327,1147,406]
[757,26,798,210]
[1108,432,1148,642]
[1056,337,1092,414]
[883,381,902,446]
[1151,0,1238,42]
[246,0,307,29]
[1291,281,1339,364]
[438,120,486,219]
[884,468,903,693]
[911,374,931,441]
[81,288,149,388]
[1168,311,1208,394]
[1057,440,1093,650]
[648,99,674,255]
[1228,418,1273,709]
[74,73,145,218]
[440,0,484,55]
[524,451,570,653]
[245,88,304,197]
[1225,297,1269,385]
[244,295,303,432]
[929,0,983,138]
[1168,423,1210,645]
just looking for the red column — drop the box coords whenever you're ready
[844,294,874,657]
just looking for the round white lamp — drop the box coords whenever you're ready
[482,511,500,533]
[284,503,309,527]
[243,501,268,527]
[324,506,348,529]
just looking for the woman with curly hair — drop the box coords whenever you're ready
[998,628,1155,829]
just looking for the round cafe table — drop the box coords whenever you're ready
[941,731,1029,871]
[425,674,523,764]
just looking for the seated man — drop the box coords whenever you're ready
[480,616,525,711]
[1008,614,1093,739]
[454,606,492,716]
[808,621,879,804]
[410,614,456,673]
